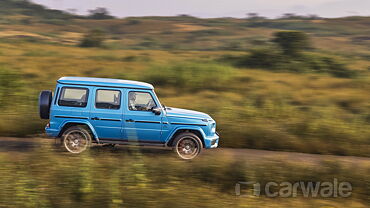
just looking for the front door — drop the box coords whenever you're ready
[123,89,163,143]
[90,87,123,139]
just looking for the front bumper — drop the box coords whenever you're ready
[204,132,219,148]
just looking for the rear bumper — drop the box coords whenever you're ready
[204,132,219,148]
[45,126,59,137]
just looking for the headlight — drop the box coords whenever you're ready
[211,123,216,133]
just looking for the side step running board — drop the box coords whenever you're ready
[99,139,165,147]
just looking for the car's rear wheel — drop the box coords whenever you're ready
[173,133,203,160]
[62,126,91,154]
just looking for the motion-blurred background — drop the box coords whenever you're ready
[0,0,369,207]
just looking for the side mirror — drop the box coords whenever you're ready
[152,107,161,115]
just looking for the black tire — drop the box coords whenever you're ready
[39,90,52,119]
[173,132,203,160]
[61,126,92,154]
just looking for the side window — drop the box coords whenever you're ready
[96,89,121,110]
[58,87,88,107]
[128,91,157,111]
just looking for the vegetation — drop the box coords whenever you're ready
[87,7,115,20]
[272,31,311,57]
[0,142,368,207]
[79,29,106,47]
[0,0,76,21]
[0,67,20,108]
[0,41,368,156]
[0,0,368,157]
[221,31,357,78]
[144,63,233,91]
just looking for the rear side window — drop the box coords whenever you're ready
[58,87,88,107]
[95,89,121,109]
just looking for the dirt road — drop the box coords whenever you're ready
[0,137,369,165]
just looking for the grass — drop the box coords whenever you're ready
[144,62,234,91]
[0,141,368,207]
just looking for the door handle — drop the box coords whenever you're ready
[91,117,100,120]
[126,119,134,122]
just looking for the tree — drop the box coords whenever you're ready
[246,13,266,20]
[88,7,114,19]
[79,29,106,47]
[306,14,322,20]
[66,8,78,15]
[280,13,302,19]
[272,31,311,56]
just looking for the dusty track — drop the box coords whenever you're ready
[0,137,368,165]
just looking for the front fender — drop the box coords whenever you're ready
[165,125,207,146]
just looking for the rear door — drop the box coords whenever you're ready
[123,89,163,143]
[89,87,124,140]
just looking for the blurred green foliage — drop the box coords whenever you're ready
[144,63,233,91]
[0,143,368,207]
[79,29,106,48]
[0,67,20,108]
[234,51,356,78]
[0,44,368,156]
[221,31,357,78]
[0,0,76,22]
[272,31,311,57]
[0,0,368,157]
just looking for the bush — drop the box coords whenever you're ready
[224,31,357,76]
[320,57,356,78]
[232,48,356,78]
[305,55,357,78]
[237,48,283,69]
[79,29,106,48]
[273,31,311,57]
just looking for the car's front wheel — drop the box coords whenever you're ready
[173,133,203,160]
[62,126,92,154]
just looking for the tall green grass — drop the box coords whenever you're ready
[0,143,368,207]
[144,62,233,91]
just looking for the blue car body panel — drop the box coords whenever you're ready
[45,77,219,148]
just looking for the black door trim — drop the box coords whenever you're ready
[170,122,207,126]
[55,116,88,119]
[134,120,161,124]
[99,118,122,122]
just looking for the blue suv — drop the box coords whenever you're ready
[39,77,219,159]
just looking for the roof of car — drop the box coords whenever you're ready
[57,77,154,90]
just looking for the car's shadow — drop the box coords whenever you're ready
[89,144,173,157]
[0,138,40,152]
